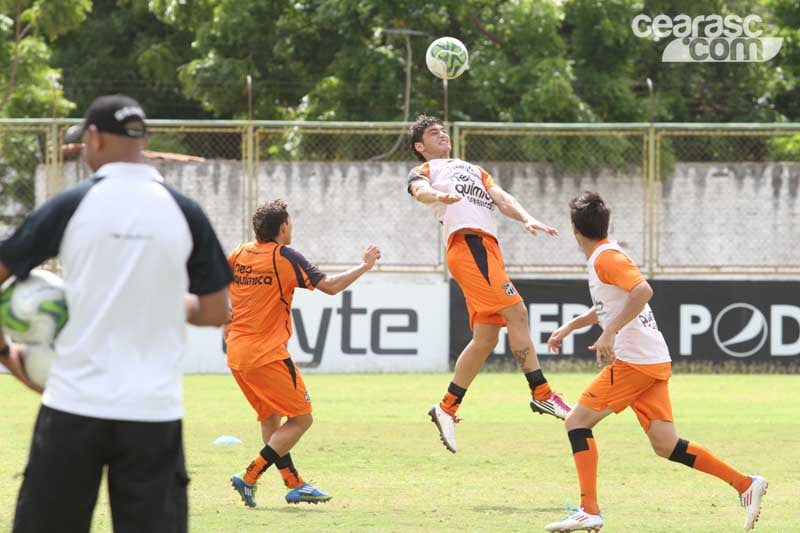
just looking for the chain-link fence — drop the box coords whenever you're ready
[252,123,438,269]
[655,126,800,274]
[1,119,799,276]
[456,123,648,273]
[0,123,55,236]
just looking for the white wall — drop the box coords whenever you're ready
[45,159,800,270]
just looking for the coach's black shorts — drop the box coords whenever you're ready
[13,405,189,533]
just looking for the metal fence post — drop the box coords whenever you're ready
[248,123,256,241]
[241,124,254,244]
[46,122,59,199]
[646,125,656,278]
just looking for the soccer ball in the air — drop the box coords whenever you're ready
[426,37,469,80]
[0,269,68,387]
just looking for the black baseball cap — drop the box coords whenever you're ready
[80,94,147,138]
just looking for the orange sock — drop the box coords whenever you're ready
[568,428,600,515]
[525,369,553,401]
[279,467,305,489]
[243,456,267,485]
[668,439,751,493]
[532,382,553,401]
[440,382,466,416]
[275,453,306,489]
[243,445,280,485]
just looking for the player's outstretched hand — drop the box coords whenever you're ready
[363,244,382,268]
[547,325,572,354]
[523,218,559,237]
[437,193,462,204]
[588,330,616,366]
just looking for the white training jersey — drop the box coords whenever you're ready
[407,158,497,240]
[0,162,232,422]
[587,241,671,365]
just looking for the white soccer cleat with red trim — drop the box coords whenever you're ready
[544,508,603,532]
[740,475,768,531]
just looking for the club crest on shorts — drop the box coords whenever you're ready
[304,389,312,403]
[502,282,517,296]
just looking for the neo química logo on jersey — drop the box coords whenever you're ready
[631,13,783,62]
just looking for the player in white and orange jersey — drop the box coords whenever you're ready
[407,114,572,454]
[543,191,767,533]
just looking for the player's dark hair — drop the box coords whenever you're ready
[253,198,289,242]
[569,191,610,240]
[409,114,443,162]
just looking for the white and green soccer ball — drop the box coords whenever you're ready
[425,36,469,80]
[0,269,67,345]
[0,269,67,387]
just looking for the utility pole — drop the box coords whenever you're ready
[369,28,429,161]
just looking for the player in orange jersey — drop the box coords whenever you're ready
[543,191,767,532]
[407,115,572,454]
[226,198,381,507]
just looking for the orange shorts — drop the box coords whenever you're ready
[447,232,523,329]
[231,358,312,420]
[579,360,673,431]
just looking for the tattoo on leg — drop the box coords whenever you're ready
[512,348,530,367]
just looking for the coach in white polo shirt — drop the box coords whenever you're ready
[0,94,233,533]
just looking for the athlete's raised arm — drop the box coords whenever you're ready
[316,245,382,295]
[547,307,599,354]
[487,185,559,237]
[409,180,461,205]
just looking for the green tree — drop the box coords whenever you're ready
[52,0,204,119]
[148,1,593,122]
[149,1,605,162]
[561,0,787,169]
[51,0,220,158]
[767,0,800,120]
[4,0,798,172]
[0,0,87,116]
[0,0,90,226]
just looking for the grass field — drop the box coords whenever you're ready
[1,372,798,532]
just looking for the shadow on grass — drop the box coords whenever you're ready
[480,358,800,374]
[268,505,332,513]
[471,505,563,514]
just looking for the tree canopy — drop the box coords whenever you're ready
[2,0,796,123]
